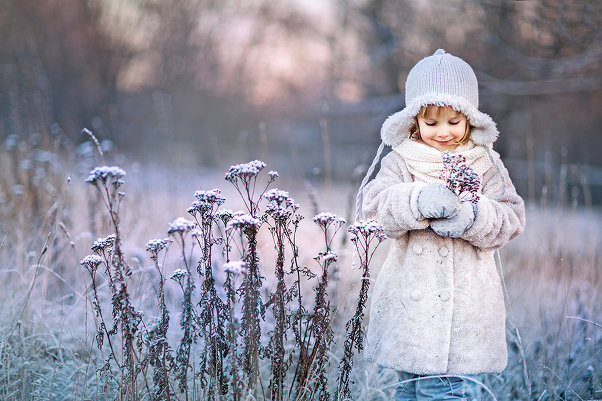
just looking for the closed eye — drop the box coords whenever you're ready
[424,121,437,126]
[449,120,460,125]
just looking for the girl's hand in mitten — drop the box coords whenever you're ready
[430,201,476,238]
[417,183,461,219]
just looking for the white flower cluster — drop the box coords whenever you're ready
[320,251,338,263]
[268,171,279,180]
[264,188,299,221]
[80,254,103,271]
[170,268,189,283]
[167,217,197,234]
[188,188,226,215]
[313,212,346,228]
[226,212,262,231]
[440,151,481,204]
[223,260,247,275]
[145,238,172,254]
[264,189,291,203]
[215,209,234,225]
[225,160,266,182]
[85,166,126,184]
[91,234,116,253]
[348,219,387,241]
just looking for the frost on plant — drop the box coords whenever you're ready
[224,260,247,275]
[226,212,262,231]
[85,166,126,184]
[224,160,266,182]
[91,234,116,253]
[336,219,386,400]
[347,219,387,241]
[167,217,196,234]
[264,188,299,222]
[80,254,102,274]
[440,151,481,204]
[215,208,234,224]
[170,268,189,285]
[187,188,226,217]
[145,238,172,256]
[79,159,394,400]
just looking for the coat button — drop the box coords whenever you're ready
[439,291,450,301]
[410,290,422,301]
[439,246,449,257]
[412,244,423,255]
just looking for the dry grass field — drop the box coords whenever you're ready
[0,139,600,400]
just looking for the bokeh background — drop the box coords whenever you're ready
[0,1,601,399]
[2,0,601,204]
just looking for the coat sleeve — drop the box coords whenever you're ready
[460,152,526,250]
[362,152,429,238]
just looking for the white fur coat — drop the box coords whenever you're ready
[362,146,525,374]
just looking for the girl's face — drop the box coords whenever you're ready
[417,106,467,151]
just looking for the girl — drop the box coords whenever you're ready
[356,49,526,399]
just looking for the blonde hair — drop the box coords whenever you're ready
[409,105,471,147]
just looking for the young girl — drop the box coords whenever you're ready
[356,49,526,399]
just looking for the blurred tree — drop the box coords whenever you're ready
[0,0,129,143]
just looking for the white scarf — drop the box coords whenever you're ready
[393,140,492,184]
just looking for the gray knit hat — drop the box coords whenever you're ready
[381,49,498,147]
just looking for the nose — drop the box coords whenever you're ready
[437,126,453,138]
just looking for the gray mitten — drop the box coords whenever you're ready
[417,183,461,219]
[430,201,476,238]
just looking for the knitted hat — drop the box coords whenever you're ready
[381,49,498,147]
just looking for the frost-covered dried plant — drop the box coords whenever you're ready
[225,160,275,216]
[224,261,247,401]
[85,165,144,399]
[188,189,229,396]
[78,159,393,401]
[80,254,116,357]
[313,212,346,251]
[336,219,386,400]
[291,213,344,401]
[440,151,481,204]
[86,166,126,224]
[224,208,265,389]
[167,217,197,397]
[91,234,116,254]
[145,238,172,260]
[262,187,300,401]
[145,237,174,400]
[80,254,102,276]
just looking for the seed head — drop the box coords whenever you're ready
[170,268,189,284]
[91,234,116,253]
[86,166,126,185]
[440,151,481,204]
[348,219,387,241]
[226,212,262,231]
[80,254,103,273]
[145,238,172,254]
[215,209,234,225]
[167,217,196,235]
[225,160,266,182]
[188,188,226,216]
[313,212,345,229]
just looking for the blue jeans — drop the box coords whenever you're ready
[394,371,484,401]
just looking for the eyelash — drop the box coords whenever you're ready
[424,121,460,126]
